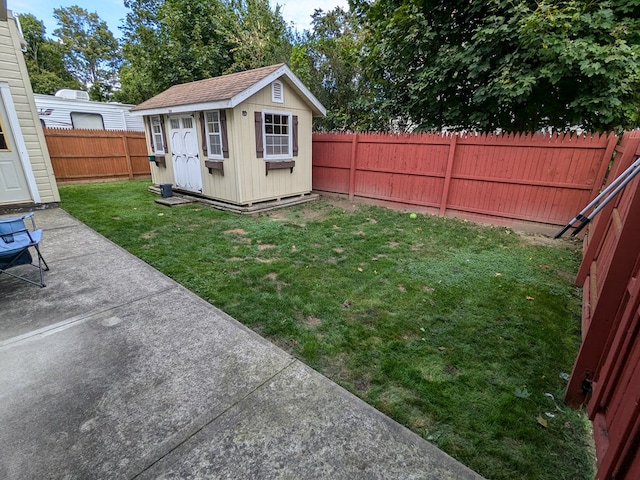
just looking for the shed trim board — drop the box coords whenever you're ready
[0,81,41,203]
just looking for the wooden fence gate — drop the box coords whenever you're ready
[565,131,640,480]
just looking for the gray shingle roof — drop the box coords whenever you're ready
[132,64,285,112]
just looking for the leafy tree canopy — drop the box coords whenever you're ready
[290,7,375,131]
[53,5,121,101]
[18,13,82,95]
[353,0,640,132]
[115,0,292,104]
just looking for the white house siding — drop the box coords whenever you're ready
[0,12,59,205]
[232,80,313,205]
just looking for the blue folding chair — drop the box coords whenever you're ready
[0,212,49,287]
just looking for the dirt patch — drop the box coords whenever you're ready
[304,316,322,327]
[267,204,327,223]
[323,195,361,212]
[410,243,425,251]
[256,257,279,264]
[517,231,582,251]
[258,244,276,251]
[229,257,245,262]
[265,272,287,292]
[444,365,459,376]
[140,231,157,239]
[388,241,400,248]
[397,284,406,292]
[333,247,344,253]
[354,376,370,392]
[224,228,248,235]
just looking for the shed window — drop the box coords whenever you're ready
[264,112,290,158]
[150,116,166,153]
[206,111,223,157]
[200,110,228,160]
[254,111,298,160]
[70,112,104,129]
[272,80,283,103]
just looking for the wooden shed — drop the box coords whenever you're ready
[131,64,325,209]
[0,4,59,209]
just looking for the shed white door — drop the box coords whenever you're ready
[0,96,30,204]
[169,115,202,193]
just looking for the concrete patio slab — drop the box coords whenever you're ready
[0,208,483,479]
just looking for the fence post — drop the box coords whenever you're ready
[349,133,359,200]
[439,133,457,216]
[122,133,134,179]
[589,132,619,200]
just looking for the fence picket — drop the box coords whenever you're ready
[313,131,614,226]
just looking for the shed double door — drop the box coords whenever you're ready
[169,114,202,193]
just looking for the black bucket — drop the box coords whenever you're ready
[160,184,173,198]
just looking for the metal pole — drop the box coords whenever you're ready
[570,160,640,237]
[555,156,640,238]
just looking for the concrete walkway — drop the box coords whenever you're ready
[0,208,483,479]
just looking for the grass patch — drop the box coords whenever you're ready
[59,180,595,480]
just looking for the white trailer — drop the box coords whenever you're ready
[34,90,145,131]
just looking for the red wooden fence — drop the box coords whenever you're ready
[564,130,640,480]
[312,131,618,226]
[44,128,150,183]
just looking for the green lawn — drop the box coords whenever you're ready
[59,180,595,480]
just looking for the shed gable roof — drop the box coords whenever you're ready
[132,64,326,117]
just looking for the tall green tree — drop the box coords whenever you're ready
[290,7,373,131]
[226,0,292,73]
[117,0,293,105]
[53,6,121,101]
[354,0,640,132]
[18,13,81,94]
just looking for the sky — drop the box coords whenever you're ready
[8,0,350,38]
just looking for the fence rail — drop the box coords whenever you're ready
[43,128,150,183]
[312,131,617,226]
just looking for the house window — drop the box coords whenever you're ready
[0,118,9,150]
[151,116,166,153]
[263,112,291,159]
[70,112,104,129]
[205,111,223,158]
[272,80,283,103]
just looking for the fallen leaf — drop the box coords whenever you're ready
[545,412,556,418]
[495,272,502,277]
[357,267,363,272]
[526,296,534,301]
[536,415,548,428]
[438,346,446,351]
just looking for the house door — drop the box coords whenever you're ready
[0,95,30,204]
[169,114,202,193]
